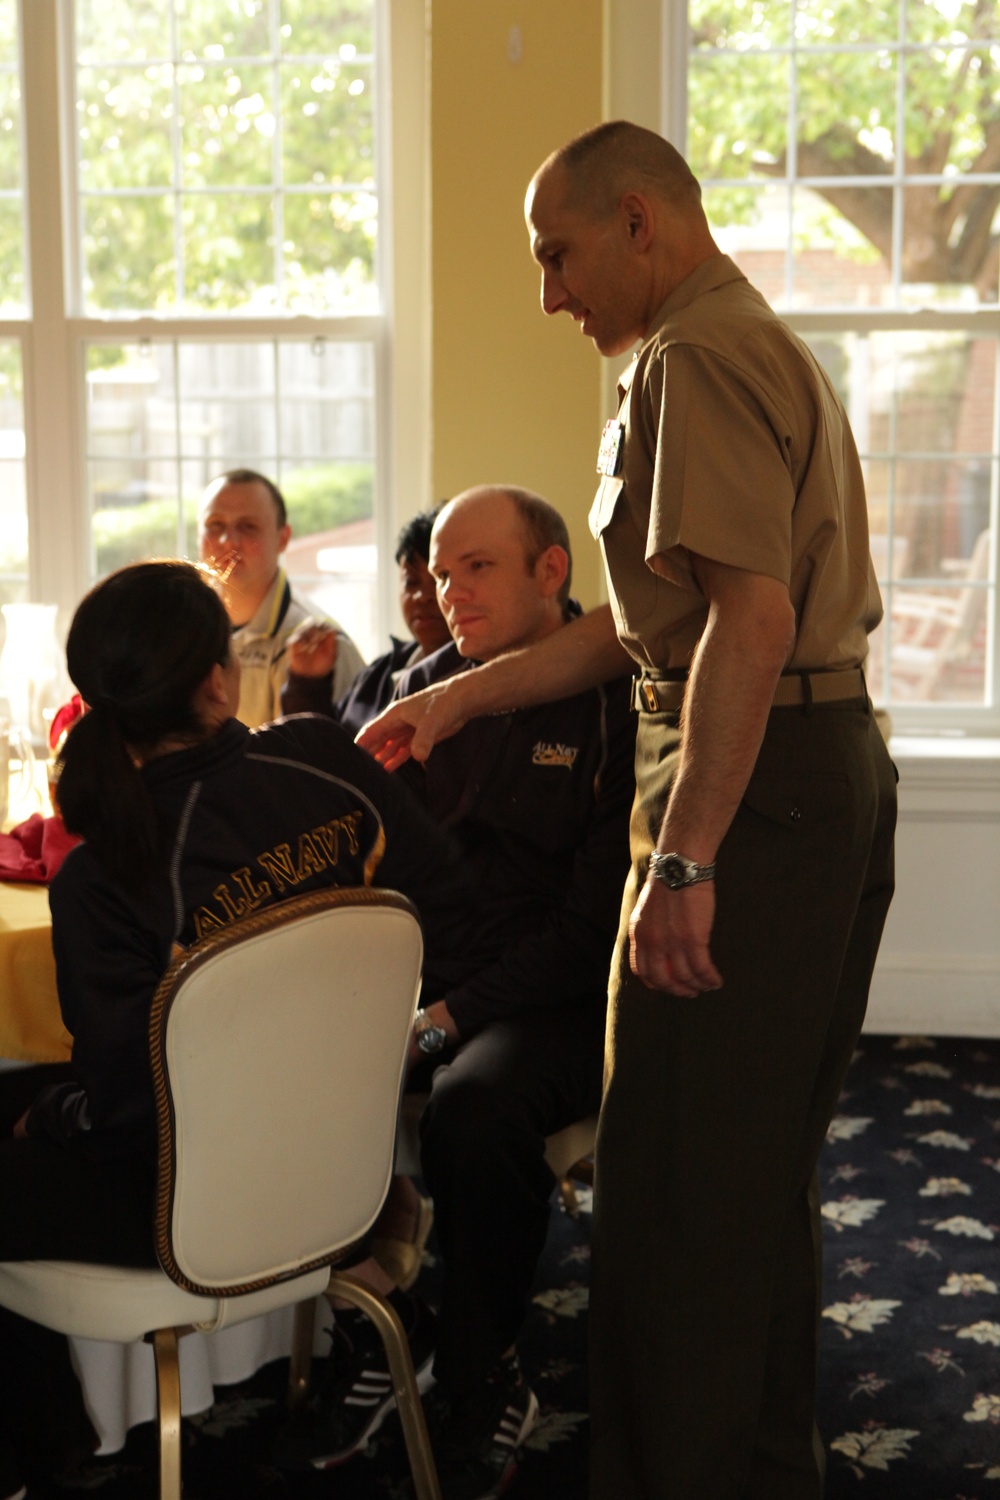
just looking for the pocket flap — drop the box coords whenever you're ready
[589,474,624,540]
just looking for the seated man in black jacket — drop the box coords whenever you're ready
[290,486,635,1499]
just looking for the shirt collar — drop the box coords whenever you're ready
[644,253,747,341]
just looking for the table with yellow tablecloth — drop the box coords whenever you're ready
[0,879,70,1062]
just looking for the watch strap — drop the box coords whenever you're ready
[649,851,716,890]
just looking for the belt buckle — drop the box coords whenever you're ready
[641,680,660,712]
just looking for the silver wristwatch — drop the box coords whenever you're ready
[413,1008,448,1056]
[649,851,716,890]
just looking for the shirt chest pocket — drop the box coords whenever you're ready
[589,474,662,635]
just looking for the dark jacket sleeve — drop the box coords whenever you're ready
[280,669,336,718]
[282,642,418,738]
[27,853,168,1155]
[443,684,636,1037]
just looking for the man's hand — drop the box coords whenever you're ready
[628,874,722,997]
[287,619,338,679]
[357,680,470,769]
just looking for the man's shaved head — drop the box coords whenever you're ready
[537,121,702,221]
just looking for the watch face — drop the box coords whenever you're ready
[661,856,687,887]
[417,1025,448,1055]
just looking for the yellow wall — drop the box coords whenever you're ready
[429,0,605,604]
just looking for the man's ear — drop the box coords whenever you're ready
[535,544,570,600]
[277,522,292,555]
[620,191,655,253]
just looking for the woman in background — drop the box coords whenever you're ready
[282,507,452,733]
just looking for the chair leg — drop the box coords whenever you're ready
[328,1271,442,1500]
[287,1296,317,1412]
[151,1327,183,1500]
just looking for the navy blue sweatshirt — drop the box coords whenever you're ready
[31,715,477,1157]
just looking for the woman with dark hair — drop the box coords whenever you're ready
[0,560,473,1499]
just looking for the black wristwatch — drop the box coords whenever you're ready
[413,1008,449,1056]
[649,851,716,890]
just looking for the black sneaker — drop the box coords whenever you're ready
[272,1291,436,1469]
[434,1353,540,1500]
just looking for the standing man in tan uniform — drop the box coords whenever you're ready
[359,121,897,1500]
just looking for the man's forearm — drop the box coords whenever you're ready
[658,592,791,862]
[627,562,796,997]
[448,603,630,715]
[358,604,632,766]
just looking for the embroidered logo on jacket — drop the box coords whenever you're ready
[531,741,578,769]
[191,810,364,940]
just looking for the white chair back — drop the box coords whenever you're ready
[149,887,423,1295]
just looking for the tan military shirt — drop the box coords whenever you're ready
[589,254,882,673]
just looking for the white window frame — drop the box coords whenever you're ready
[9,0,428,650]
[659,0,1000,739]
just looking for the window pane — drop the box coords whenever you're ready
[176,0,271,57]
[689,0,1000,315]
[0,341,26,607]
[687,53,789,183]
[75,0,378,314]
[83,196,176,310]
[703,184,789,307]
[887,573,990,705]
[790,187,888,309]
[803,330,997,708]
[795,49,896,172]
[900,185,1000,310]
[0,0,22,316]
[0,67,21,192]
[77,66,174,190]
[282,188,377,312]
[280,58,374,187]
[795,0,898,44]
[179,63,275,189]
[85,338,378,657]
[280,0,373,58]
[177,342,277,457]
[181,194,275,311]
[76,1,170,64]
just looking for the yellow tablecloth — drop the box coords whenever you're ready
[0,880,71,1062]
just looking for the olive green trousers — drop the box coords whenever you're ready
[589,696,897,1500]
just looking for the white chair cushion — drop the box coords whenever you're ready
[0,1259,331,1342]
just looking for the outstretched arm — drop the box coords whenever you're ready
[357,604,632,768]
[629,557,795,998]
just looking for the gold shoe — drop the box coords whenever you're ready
[371,1195,434,1291]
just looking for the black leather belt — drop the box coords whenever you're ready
[631,667,867,714]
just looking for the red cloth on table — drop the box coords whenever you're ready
[0,813,81,883]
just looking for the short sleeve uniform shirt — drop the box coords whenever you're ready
[589,255,882,673]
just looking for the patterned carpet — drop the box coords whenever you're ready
[31,1033,1000,1499]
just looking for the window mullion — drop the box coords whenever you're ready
[20,0,88,612]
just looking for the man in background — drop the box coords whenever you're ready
[198,468,364,728]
